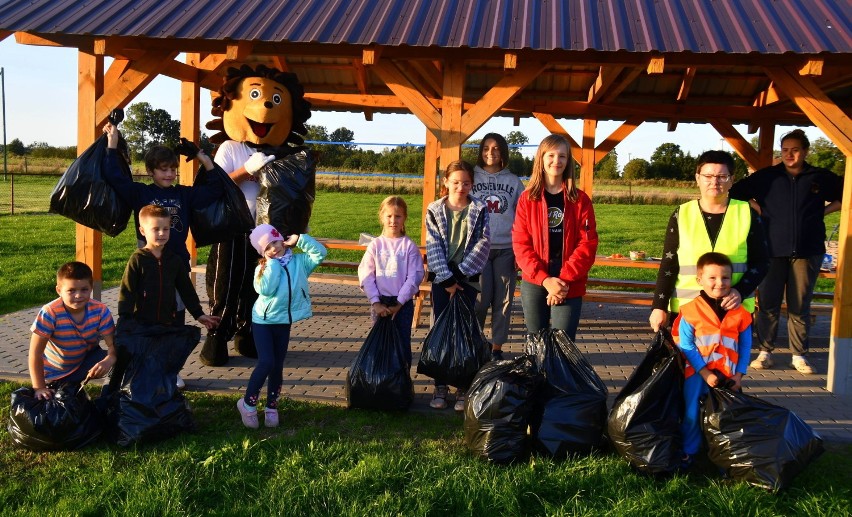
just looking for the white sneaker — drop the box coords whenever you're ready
[750,351,774,370]
[176,374,186,390]
[790,356,816,375]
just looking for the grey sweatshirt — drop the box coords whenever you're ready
[471,166,524,249]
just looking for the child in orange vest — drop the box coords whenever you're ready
[674,251,752,469]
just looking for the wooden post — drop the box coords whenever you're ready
[439,59,464,169]
[580,118,597,196]
[421,130,439,246]
[181,54,201,282]
[828,156,852,394]
[76,50,104,298]
[757,123,775,170]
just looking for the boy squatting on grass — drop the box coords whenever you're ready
[673,251,752,469]
[28,261,117,401]
[117,205,220,332]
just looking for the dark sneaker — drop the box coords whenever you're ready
[491,349,504,361]
[430,386,449,409]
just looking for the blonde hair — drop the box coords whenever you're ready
[439,160,475,198]
[527,134,578,202]
[378,196,408,235]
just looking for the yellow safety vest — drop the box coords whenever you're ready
[671,199,754,313]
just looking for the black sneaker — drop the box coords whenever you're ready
[491,349,504,361]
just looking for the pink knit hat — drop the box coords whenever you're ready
[249,224,284,256]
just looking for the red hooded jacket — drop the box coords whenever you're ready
[512,188,598,298]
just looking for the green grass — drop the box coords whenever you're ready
[0,194,838,315]
[1,382,850,516]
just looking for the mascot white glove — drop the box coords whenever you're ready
[244,152,276,175]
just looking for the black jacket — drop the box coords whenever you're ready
[729,163,842,257]
[118,248,204,325]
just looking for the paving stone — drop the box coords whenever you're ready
[1,275,849,442]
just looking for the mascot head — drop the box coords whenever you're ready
[207,64,311,152]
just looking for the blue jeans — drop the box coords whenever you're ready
[246,323,291,409]
[520,281,582,341]
[391,299,415,366]
[62,347,108,384]
[681,373,710,456]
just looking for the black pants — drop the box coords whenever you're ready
[199,233,260,365]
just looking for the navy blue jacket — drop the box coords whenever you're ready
[729,162,842,257]
[104,149,223,264]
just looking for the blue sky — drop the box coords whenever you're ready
[0,37,828,161]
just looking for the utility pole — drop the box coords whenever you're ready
[1,67,6,181]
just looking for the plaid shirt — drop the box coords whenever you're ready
[425,196,490,286]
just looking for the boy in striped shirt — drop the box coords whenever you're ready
[28,262,116,400]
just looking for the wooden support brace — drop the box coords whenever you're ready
[373,60,441,135]
[461,62,546,137]
[709,118,760,169]
[532,112,583,164]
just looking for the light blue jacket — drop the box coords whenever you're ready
[252,234,327,325]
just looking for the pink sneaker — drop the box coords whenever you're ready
[237,399,259,429]
[264,408,279,428]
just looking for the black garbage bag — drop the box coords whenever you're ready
[526,329,609,458]
[607,329,685,475]
[464,355,543,464]
[100,322,200,447]
[346,316,413,411]
[8,383,102,451]
[416,293,490,389]
[190,163,254,247]
[255,151,317,236]
[702,387,824,491]
[49,134,132,237]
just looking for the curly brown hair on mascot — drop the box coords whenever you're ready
[206,64,311,152]
[199,64,315,367]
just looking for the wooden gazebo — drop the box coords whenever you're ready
[1,0,850,392]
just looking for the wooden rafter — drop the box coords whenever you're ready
[408,60,443,98]
[372,60,441,132]
[766,66,852,155]
[709,118,760,169]
[676,67,697,102]
[351,58,373,121]
[271,55,289,72]
[95,50,179,128]
[461,61,547,136]
[595,117,642,161]
[587,65,625,103]
[531,112,582,164]
[600,66,644,104]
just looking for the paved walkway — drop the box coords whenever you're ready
[2,276,850,442]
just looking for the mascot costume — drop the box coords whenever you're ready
[199,64,313,366]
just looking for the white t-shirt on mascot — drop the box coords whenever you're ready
[214,140,260,218]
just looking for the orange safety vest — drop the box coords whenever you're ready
[673,297,751,378]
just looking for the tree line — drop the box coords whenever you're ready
[3,102,845,178]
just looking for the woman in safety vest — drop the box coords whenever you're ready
[649,150,769,333]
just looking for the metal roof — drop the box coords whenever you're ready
[1,0,850,54]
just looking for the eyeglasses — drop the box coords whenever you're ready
[699,174,731,183]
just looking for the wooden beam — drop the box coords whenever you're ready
[408,60,443,98]
[799,58,824,76]
[181,54,201,281]
[0,30,11,42]
[676,67,697,102]
[587,65,625,103]
[76,50,104,298]
[226,41,253,61]
[647,56,665,74]
[667,120,678,132]
[595,117,642,161]
[422,130,439,246]
[580,118,597,195]
[708,118,760,169]
[757,123,775,170]
[461,62,546,136]
[362,46,382,66]
[271,55,289,72]
[531,112,583,164]
[753,81,784,107]
[351,58,373,121]
[372,61,441,135]
[440,59,465,169]
[504,52,517,70]
[95,51,179,127]
[395,60,441,99]
[765,67,852,155]
[600,66,644,103]
[828,156,852,394]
